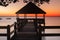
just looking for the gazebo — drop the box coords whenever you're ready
[16,2,46,32]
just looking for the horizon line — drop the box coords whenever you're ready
[0,16,60,17]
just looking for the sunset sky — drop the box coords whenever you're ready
[0,0,60,17]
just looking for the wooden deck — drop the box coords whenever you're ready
[15,22,39,40]
[0,22,60,40]
[14,22,60,40]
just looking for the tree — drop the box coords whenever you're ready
[0,0,19,7]
[0,0,50,7]
[23,0,50,6]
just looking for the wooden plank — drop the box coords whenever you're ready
[10,35,14,40]
[17,18,44,20]
[42,33,60,36]
[10,24,14,28]
[45,26,60,29]
[0,34,7,36]
[0,26,7,29]
[10,30,14,35]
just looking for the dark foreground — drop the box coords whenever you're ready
[14,22,39,40]
[0,22,60,40]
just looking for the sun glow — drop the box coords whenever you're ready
[0,0,60,17]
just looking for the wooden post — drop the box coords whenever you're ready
[39,25,42,40]
[43,14,45,26]
[16,14,19,18]
[43,14,45,34]
[35,14,38,36]
[14,22,16,40]
[7,25,10,40]
[24,14,26,19]
[16,14,19,23]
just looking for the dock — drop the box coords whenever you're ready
[15,22,38,40]
[14,22,60,40]
[0,22,60,40]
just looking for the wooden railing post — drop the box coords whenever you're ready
[39,25,42,40]
[7,25,10,40]
[14,22,16,40]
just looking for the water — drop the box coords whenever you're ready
[0,17,60,40]
[0,17,60,26]
[45,17,60,26]
[0,17,16,26]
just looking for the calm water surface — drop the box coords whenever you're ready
[0,17,60,40]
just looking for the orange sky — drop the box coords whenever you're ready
[0,0,60,17]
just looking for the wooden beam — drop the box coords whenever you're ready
[42,33,60,36]
[45,26,60,29]
[0,26,7,29]
[7,25,10,40]
[0,34,7,36]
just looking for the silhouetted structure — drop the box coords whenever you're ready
[16,2,46,29]
[16,2,46,40]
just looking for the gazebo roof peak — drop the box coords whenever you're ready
[16,2,46,14]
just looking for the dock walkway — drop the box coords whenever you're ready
[0,22,60,40]
[15,22,39,40]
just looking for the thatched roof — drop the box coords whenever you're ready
[16,2,46,14]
